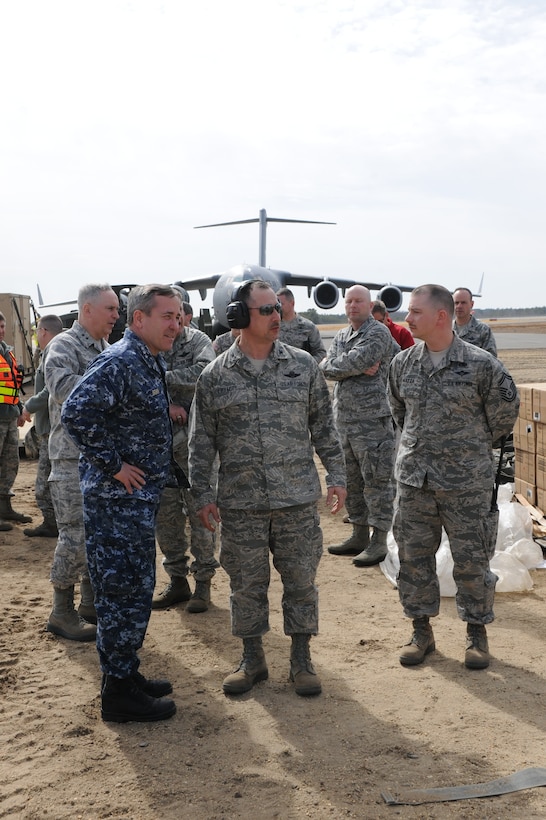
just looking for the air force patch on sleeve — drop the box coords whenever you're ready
[499,371,517,402]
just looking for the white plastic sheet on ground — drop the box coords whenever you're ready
[380,484,546,596]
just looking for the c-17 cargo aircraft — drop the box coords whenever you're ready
[179,209,414,334]
[36,209,417,339]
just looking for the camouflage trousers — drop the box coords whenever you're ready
[49,461,88,587]
[83,495,157,678]
[340,417,395,530]
[155,436,218,581]
[35,433,55,521]
[0,418,19,496]
[220,503,323,638]
[393,481,497,624]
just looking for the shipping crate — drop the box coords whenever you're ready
[0,293,35,379]
[532,384,546,422]
[536,453,546,491]
[515,477,536,506]
[517,384,535,422]
[513,417,536,453]
[515,448,536,485]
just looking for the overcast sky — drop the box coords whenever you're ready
[1,0,545,317]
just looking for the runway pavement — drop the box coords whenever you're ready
[319,329,546,350]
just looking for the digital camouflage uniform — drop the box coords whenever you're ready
[212,330,237,355]
[23,343,55,523]
[453,314,497,357]
[44,321,109,588]
[0,340,23,501]
[189,341,346,638]
[388,335,519,624]
[156,326,219,582]
[61,328,172,679]
[278,315,327,363]
[320,315,396,531]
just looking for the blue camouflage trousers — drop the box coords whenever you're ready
[393,481,497,624]
[49,466,87,587]
[220,503,323,638]
[83,495,157,679]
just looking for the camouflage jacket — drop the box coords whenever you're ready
[23,343,52,436]
[61,329,172,503]
[189,340,346,511]
[164,326,215,410]
[44,321,108,463]
[388,335,519,491]
[213,330,237,356]
[278,315,326,363]
[320,316,394,424]
[453,315,497,357]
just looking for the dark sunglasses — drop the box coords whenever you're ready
[249,302,282,316]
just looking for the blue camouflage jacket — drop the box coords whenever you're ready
[61,328,172,503]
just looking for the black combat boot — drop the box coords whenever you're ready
[290,634,322,696]
[24,514,58,538]
[101,674,176,723]
[353,527,388,566]
[223,637,268,695]
[399,617,436,666]
[102,671,173,698]
[328,524,369,556]
[0,496,31,524]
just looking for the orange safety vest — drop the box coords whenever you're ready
[0,351,22,405]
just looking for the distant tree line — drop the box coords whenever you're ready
[300,307,546,325]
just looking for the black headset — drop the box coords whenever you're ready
[226,280,261,329]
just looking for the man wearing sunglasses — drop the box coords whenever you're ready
[189,279,346,698]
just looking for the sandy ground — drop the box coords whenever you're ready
[1,347,546,819]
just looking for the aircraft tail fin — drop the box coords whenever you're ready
[474,273,484,298]
[37,284,44,306]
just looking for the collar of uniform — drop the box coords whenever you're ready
[123,327,167,372]
[224,338,290,369]
[72,320,109,354]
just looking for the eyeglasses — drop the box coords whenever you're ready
[248,302,282,316]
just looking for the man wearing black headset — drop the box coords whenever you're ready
[189,279,346,698]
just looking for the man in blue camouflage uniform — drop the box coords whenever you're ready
[453,287,497,356]
[276,287,326,363]
[21,314,63,538]
[44,284,119,641]
[320,284,397,566]
[62,284,181,723]
[189,280,346,697]
[153,319,219,613]
[388,285,519,669]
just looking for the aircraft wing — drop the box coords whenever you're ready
[284,273,415,293]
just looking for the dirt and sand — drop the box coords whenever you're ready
[1,343,545,819]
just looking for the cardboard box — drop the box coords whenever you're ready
[536,453,546,490]
[0,293,34,379]
[515,448,536,485]
[517,384,535,421]
[513,417,536,453]
[533,384,546,422]
[515,477,536,506]
[536,423,546,457]
[536,486,546,514]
